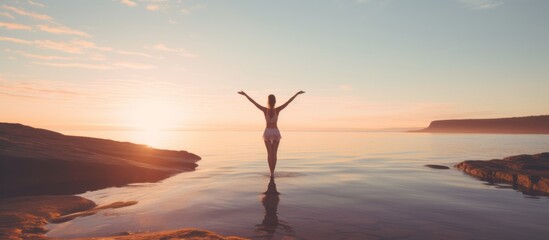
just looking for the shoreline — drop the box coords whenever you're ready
[0,195,246,240]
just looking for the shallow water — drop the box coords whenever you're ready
[47,131,549,239]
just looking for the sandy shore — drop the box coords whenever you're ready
[0,195,246,240]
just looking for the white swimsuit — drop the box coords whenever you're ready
[263,109,281,142]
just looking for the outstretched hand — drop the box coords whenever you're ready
[238,91,246,96]
[297,90,305,95]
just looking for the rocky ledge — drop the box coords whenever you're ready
[0,123,201,198]
[455,152,549,195]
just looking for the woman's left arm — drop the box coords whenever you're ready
[276,91,305,112]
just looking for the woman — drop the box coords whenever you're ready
[238,90,305,177]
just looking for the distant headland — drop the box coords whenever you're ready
[411,115,549,134]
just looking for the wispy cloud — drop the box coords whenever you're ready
[0,21,32,30]
[113,62,157,69]
[0,36,32,44]
[116,50,155,58]
[180,4,206,15]
[1,37,109,54]
[146,4,160,11]
[152,43,195,58]
[36,24,91,37]
[5,49,73,60]
[28,1,45,8]
[31,60,157,70]
[71,40,112,51]
[1,5,51,21]
[31,61,115,70]
[118,0,137,7]
[458,0,503,9]
[33,40,86,54]
[0,76,80,100]
[0,12,15,19]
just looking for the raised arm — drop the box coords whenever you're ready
[238,91,266,111]
[276,90,305,112]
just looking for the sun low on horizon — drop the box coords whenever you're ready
[1,0,548,135]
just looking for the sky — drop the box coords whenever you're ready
[1,0,548,132]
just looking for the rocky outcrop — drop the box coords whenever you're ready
[0,195,96,240]
[0,196,246,240]
[455,153,549,195]
[412,115,549,134]
[0,123,201,198]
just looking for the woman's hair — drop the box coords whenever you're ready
[268,94,276,109]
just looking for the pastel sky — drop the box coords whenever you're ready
[1,0,548,131]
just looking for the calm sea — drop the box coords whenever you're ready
[46,131,549,240]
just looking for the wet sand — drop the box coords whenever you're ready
[0,195,245,240]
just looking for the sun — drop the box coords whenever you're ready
[127,100,177,131]
[123,99,181,147]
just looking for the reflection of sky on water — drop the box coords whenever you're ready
[48,132,549,239]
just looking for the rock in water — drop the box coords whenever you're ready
[425,164,450,170]
[455,152,549,195]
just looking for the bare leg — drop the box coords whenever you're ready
[270,140,280,177]
[264,141,274,176]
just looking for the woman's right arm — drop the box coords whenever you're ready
[238,91,266,111]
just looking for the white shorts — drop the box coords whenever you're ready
[263,128,282,142]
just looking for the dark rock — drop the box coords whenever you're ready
[425,164,450,170]
[455,152,549,195]
[0,123,201,198]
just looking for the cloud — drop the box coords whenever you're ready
[152,44,195,58]
[0,21,32,30]
[31,61,115,70]
[113,62,157,69]
[28,1,45,8]
[0,12,15,19]
[118,0,137,7]
[180,4,206,15]
[1,5,51,21]
[36,24,91,37]
[31,61,156,70]
[5,49,73,60]
[458,0,503,9]
[0,37,112,54]
[0,36,32,44]
[0,76,80,100]
[116,50,155,58]
[146,4,160,11]
[33,40,85,53]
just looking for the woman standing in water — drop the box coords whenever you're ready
[238,90,305,177]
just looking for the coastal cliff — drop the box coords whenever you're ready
[412,115,549,134]
[0,123,201,198]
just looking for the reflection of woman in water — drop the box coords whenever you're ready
[238,91,305,177]
[256,177,294,238]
